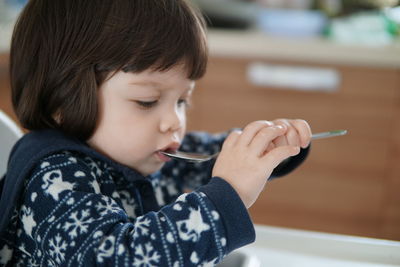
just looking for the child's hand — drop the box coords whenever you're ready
[265,119,312,152]
[212,120,307,208]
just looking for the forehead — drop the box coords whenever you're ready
[106,67,195,95]
[134,65,191,83]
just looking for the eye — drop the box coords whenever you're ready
[135,100,158,109]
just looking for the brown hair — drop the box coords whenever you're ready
[10,0,208,140]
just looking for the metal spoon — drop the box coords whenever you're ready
[161,130,348,163]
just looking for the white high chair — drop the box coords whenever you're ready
[0,110,23,177]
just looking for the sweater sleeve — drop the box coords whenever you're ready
[14,152,254,266]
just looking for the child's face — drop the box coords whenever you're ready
[87,65,194,175]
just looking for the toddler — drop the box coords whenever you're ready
[0,0,311,266]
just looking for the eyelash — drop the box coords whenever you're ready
[136,100,158,109]
[135,99,190,109]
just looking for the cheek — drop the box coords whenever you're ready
[125,117,157,143]
[108,124,156,167]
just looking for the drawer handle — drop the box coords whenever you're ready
[247,62,341,92]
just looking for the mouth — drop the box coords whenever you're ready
[156,142,181,162]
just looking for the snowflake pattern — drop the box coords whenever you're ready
[95,196,122,216]
[132,217,151,239]
[63,209,94,239]
[48,233,67,264]
[133,243,161,267]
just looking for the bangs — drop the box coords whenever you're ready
[98,0,208,80]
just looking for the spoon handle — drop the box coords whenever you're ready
[311,130,347,140]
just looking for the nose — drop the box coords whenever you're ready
[159,105,185,133]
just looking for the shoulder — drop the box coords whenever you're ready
[24,150,108,196]
[0,131,117,233]
[9,129,116,186]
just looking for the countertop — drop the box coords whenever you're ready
[207,29,400,69]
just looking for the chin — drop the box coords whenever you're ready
[137,163,165,177]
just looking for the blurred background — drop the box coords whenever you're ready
[1,0,400,241]
[194,0,400,44]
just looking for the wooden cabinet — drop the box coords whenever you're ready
[187,56,400,241]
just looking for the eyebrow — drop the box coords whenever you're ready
[128,81,162,87]
[128,80,195,92]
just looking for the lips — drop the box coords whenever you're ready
[156,151,172,162]
[159,142,181,153]
[156,142,181,162]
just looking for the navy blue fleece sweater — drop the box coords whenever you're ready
[0,129,308,266]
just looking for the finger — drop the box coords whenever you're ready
[291,119,312,148]
[262,145,301,168]
[272,119,291,129]
[249,125,286,156]
[271,119,290,146]
[272,135,288,147]
[264,142,276,154]
[285,127,301,146]
[274,119,305,147]
[237,120,273,147]
[222,129,242,149]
